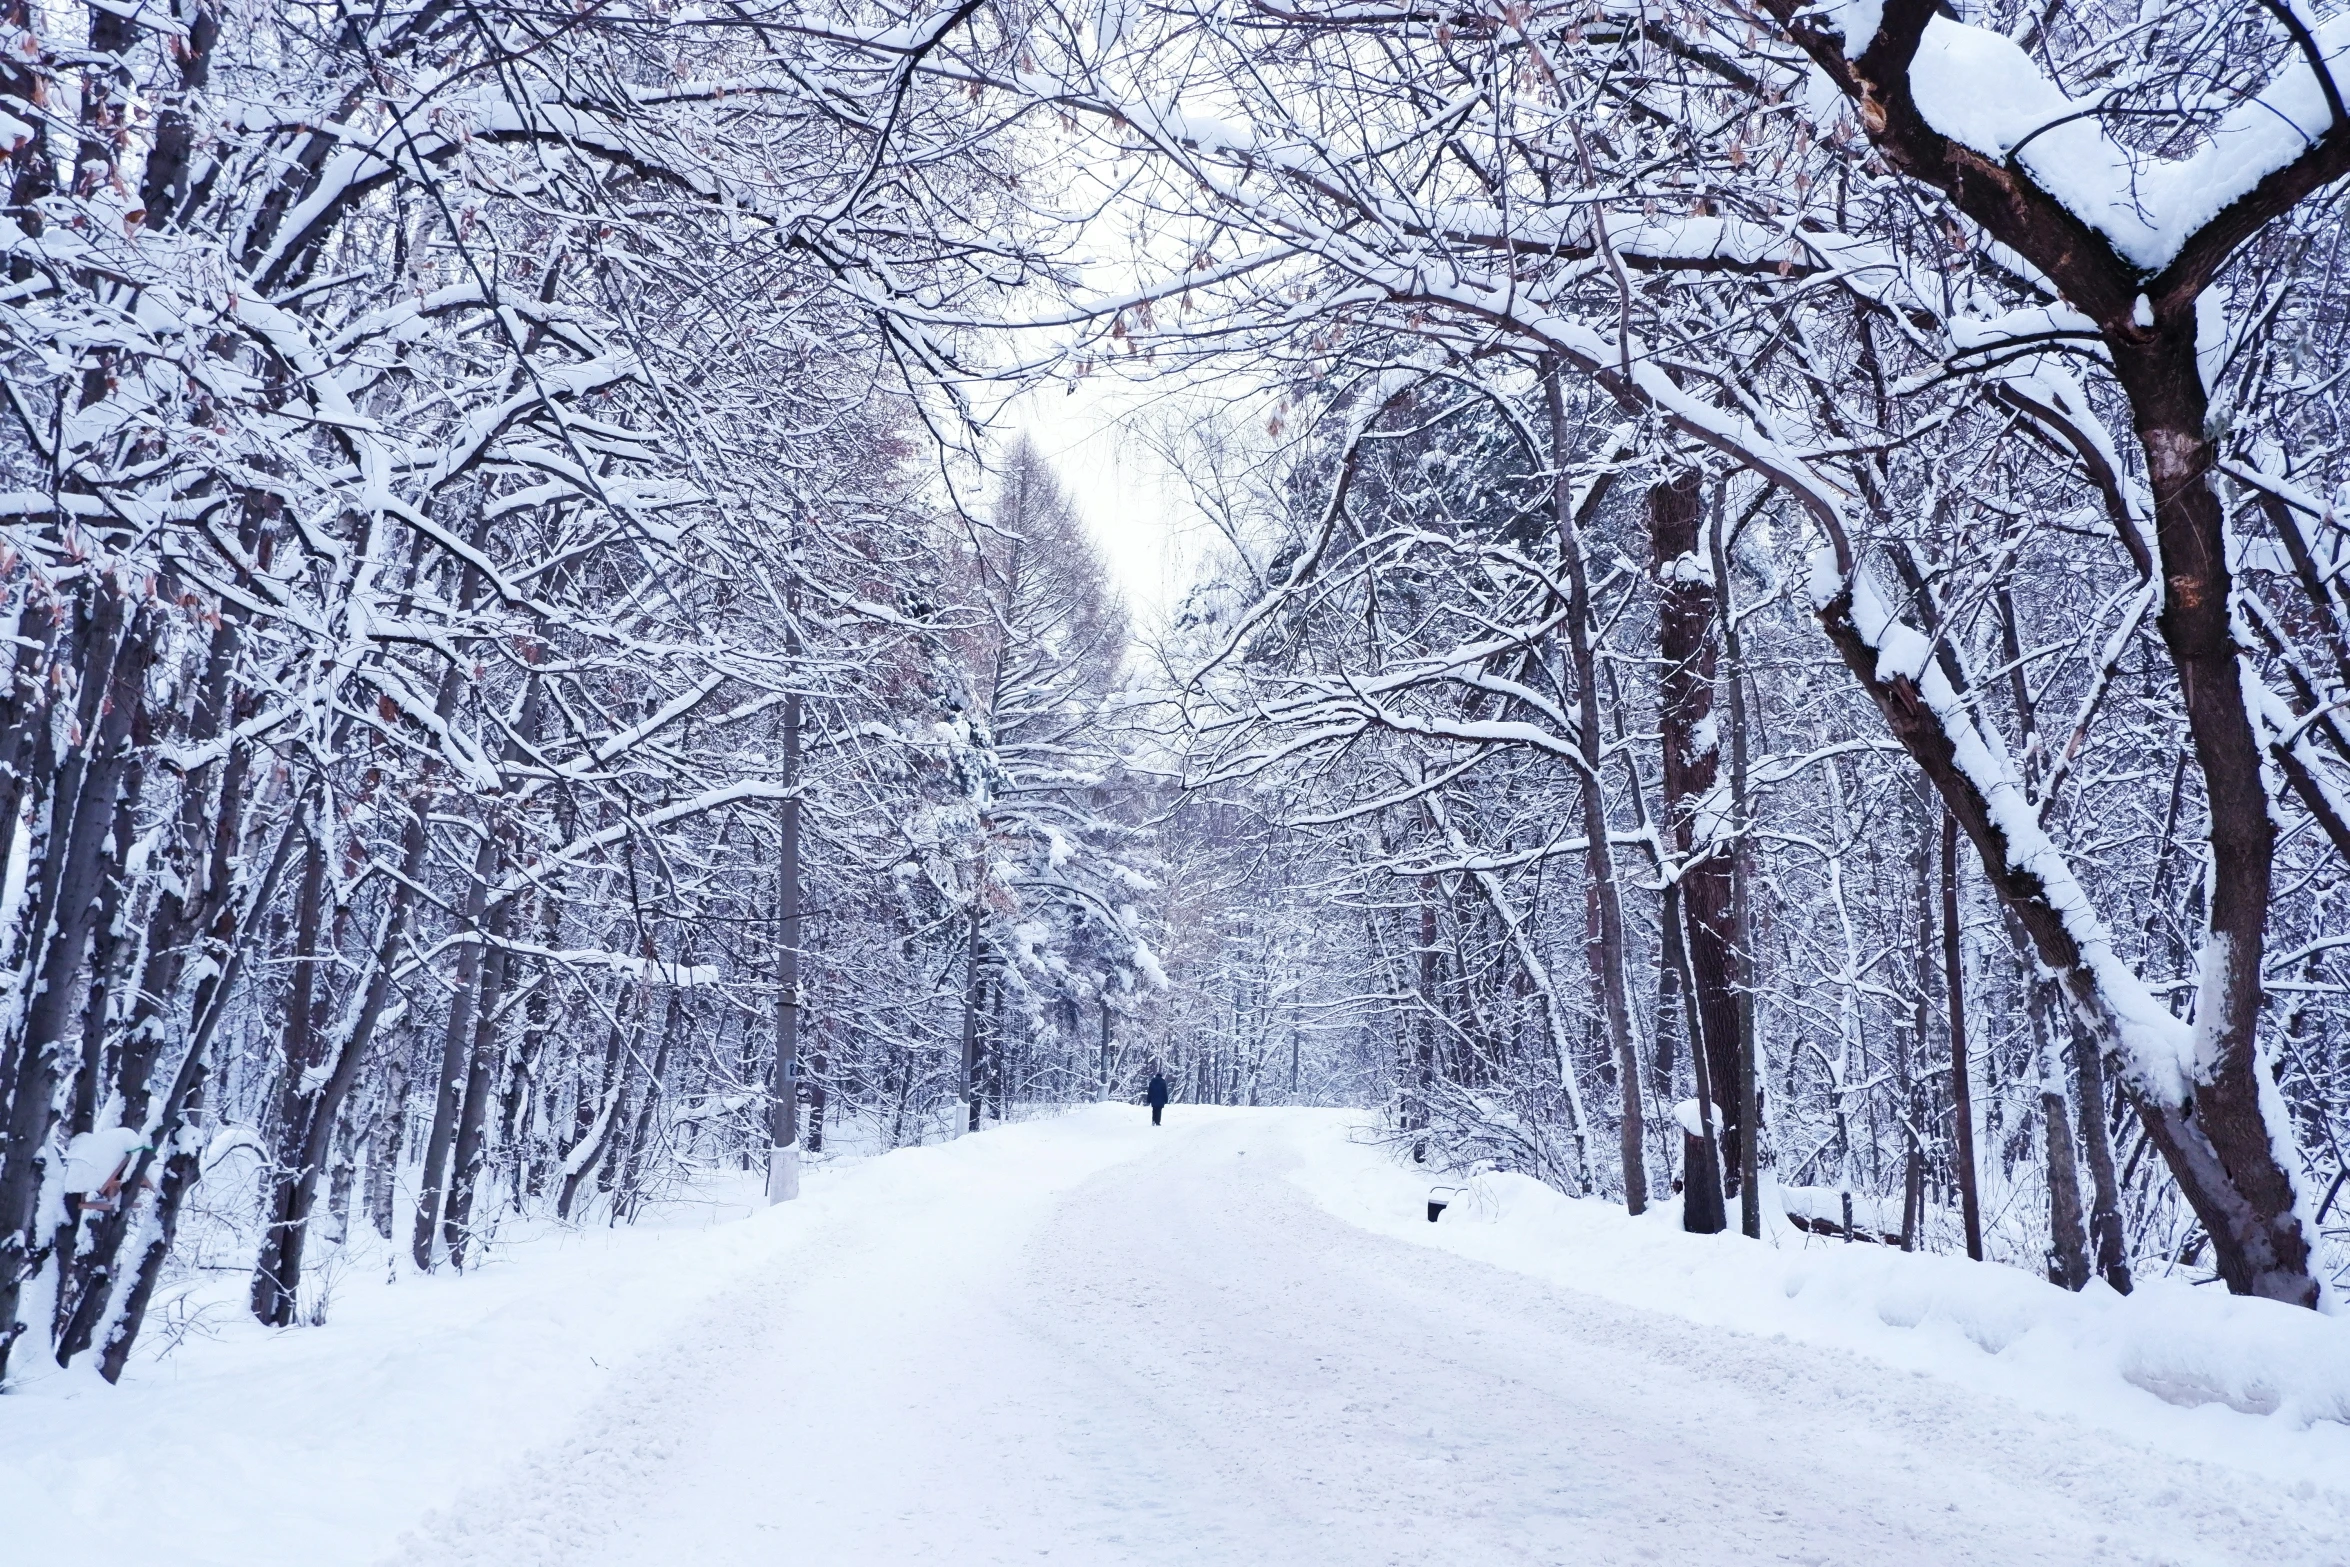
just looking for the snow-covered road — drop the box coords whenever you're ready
[396,1108,2349,1567]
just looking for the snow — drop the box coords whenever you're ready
[1874,621,1934,683]
[1908,15,2350,274]
[1688,711,1719,759]
[1945,302,2104,359]
[1826,0,1887,59]
[1777,1180,1904,1240]
[1671,1097,1724,1137]
[1832,560,2198,1104]
[1287,1117,2350,1487]
[57,1125,147,1194]
[9,1109,2350,1564]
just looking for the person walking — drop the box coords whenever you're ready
[1146,1069,1169,1127]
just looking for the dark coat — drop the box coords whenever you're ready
[1146,1073,1169,1109]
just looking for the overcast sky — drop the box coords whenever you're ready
[996,375,1201,628]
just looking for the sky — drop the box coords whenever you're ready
[1001,375,1202,627]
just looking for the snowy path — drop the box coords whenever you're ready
[397,1108,2348,1567]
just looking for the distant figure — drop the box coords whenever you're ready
[1147,1070,1169,1126]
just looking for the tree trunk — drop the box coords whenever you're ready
[960,907,984,1135]
[77,820,301,1379]
[366,1038,411,1242]
[498,889,565,1208]
[768,589,805,1196]
[2040,1027,2092,1291]
[1942,811,1986,1261]
[251,817,332,1324]
[1780,0,2322,1305]
[50,763,141,1342]
[1821,580,2313,1300]
[99,1075,207,1384]
[1650,468,1735,1224]
[1905,793,1937,1252]
[614,979,684,1222]
[1708,491,1763,1237]
[1664,878,1727,1235]
[1409,877,1436,1160]
[556,1004,631,1221]
[986,973,1008,1123]
[2073,1020,2132,1294]
[1648,469,1743,1146]
[0,582,147,1381]
[1547,367,1643,1213]
[443,894,514,1269]
[805,1040,827,1156]
[411,832,497,1271]
[0,610,62,924]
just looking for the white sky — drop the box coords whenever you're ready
[998,375,1203,629]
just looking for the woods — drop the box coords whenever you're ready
[0,0,1161,1380]
[5,0,2350,1407]
[1063,0,2350,1307]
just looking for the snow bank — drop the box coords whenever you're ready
[16,1106,2344,1564]
[1777,1180,1904,1241]
[1285,1121,2350,1489]
[1,1182,794,1565]
[0,1105,1154,1567]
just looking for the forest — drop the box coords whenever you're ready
[2,0,2349,1401]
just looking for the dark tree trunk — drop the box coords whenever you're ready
[71,821,301,1377]
[443,890,515,1269]
[986,974,1008,1123]
[2072,1021,2132,1294]
[412,833,497,1271]
[49,614,273,1368]
[50,768,140,1340]
[66,782,138,1141]
[1942,811,1986,1261]
[136,0,217,229]
[768,623,804,1194]
[1707,492,1764,1237]
[1904,795,1937,1252]
[1650,469,1737,1222]
[613,980,684,1222]
[250,818,332,1324]
[1664,879,1727,1235]
[0,609,62,915]
[2041,1069,2092,1291]
[442,668,545,1263]
[960,908,984,1134]
[1547,368,1643,1213]
[99,1076,206,1384]
[498,891,564,1208]
[1771,0,2322,1307]
[805,1041,828,1155]
[0,583,148,1381]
